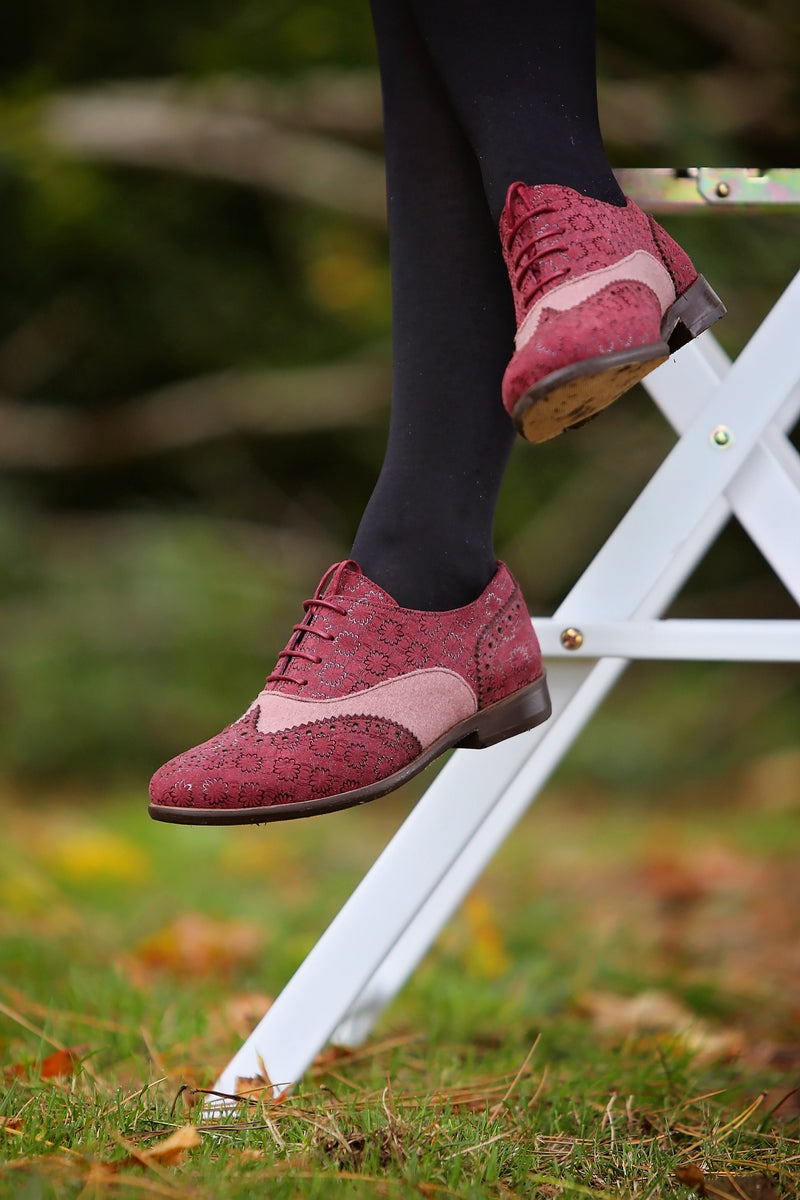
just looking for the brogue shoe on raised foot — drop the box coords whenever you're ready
[148,560,551,825]
[500,182,727,443]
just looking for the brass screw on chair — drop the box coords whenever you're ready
[560,627,584,651]
[711,424,733,448]
[715,180,731,198]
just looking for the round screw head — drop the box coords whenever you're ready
[560,627,584,651]
[715,180,731,198]
[711,424,733,448]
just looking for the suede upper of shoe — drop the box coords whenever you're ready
[498,183,701,414]
[499,182,696,330]
[149,560,543,811]
[502,279,665,407]
[261,560,536,702]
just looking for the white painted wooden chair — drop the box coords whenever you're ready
[207,169,800,1107]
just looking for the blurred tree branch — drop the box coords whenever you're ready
[43,79,387,224]
[0,355,390,468]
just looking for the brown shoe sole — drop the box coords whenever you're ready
[148,672,552,826]
[512,275,727,444]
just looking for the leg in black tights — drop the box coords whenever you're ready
[407,0,623,222]
[351,0,619,609]
[351,0,517,611]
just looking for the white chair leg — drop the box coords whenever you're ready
[208,273,800,1106]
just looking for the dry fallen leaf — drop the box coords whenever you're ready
[235,1074,272,1102]
[128,913,262,979]
[83,1161,119,1185]
[641,856,706,907]
[681,1024,745,1063]
[580,989,694,1032]
[578,990,743,1061]
[675,1163,706,1189]
[41,1048,82,1078]
[312,1044,355,1072]
[4,1046,82,1081]
[703,1174,779,1200]
[641,845,759,908]
[674,1165,780,1200]
[125,1125,202,1168]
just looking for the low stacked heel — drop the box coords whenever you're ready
[459,674,552,749]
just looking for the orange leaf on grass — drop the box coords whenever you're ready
[235,1075,272,1102]
[142,1125,202,1167]
[675,1164,705,1189]
[41,1048,82,1078]
[4,1046,82,1080]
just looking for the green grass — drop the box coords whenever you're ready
[1,763,799,1198]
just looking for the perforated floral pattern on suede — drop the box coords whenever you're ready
[499,183,697,327]
[501,281,664,412]
[149,561,545,814]
[646,216,697,294]
[263,562,536,701]
[151,707,422,810]
[476,586,542,707]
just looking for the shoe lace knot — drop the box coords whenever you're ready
[266,560,351,688]
[503,183,569,312]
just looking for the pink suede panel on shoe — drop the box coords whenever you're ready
[514,249,675,353]
[502,281,664,413]
[149,707,422,810]
[252,667,477,747]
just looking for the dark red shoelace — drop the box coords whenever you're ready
[265,560,351,687]
[504,184,569,312]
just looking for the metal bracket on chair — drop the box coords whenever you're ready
[614,168,800,212]
[535,619,800,662]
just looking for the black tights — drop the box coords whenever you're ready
[350,0,622,609]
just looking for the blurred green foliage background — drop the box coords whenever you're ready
[0,0,798,790]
